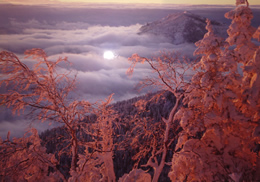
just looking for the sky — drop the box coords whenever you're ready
[1,0,260,5]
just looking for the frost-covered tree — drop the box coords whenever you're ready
[0,49,94,174]
[0,49,117,181]
[225,0,259,123]
[126,52,193,182]
[69,95,117,182]
[236,0,248,6]
[119,169,151,182]
[169,2,259,181]
[0,128,66,181]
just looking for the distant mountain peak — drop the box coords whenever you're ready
[139,11,227,44]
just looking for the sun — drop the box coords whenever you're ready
[103,51,115,60]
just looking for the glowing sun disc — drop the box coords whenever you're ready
[103,51,115,60]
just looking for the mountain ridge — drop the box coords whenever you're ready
[139,11,228,44]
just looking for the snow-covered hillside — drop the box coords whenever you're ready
[139,11,228,44]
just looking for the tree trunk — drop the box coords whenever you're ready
[152,95,181,182]
[103,151,116,182]
[152,143,167,182]
[71,135,78,172]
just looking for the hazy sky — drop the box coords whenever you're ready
[1,0,260,5]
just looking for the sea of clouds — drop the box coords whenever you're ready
[0,3,259,137]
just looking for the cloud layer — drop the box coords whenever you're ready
[0,20,196,104]
[1,4,259,138]
[0,4,212,138]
